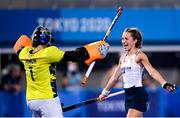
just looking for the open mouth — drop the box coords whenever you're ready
[123,44,129,51]
[123,44,128,47]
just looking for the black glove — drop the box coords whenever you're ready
[162,82,176,92]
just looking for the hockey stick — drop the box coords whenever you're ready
[81,7,123,85]
[62,90,125,112]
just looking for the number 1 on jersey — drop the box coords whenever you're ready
[29,67,35,81]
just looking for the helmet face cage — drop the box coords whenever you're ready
[32,26,53,47]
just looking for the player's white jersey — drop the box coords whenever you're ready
[121,50,144,88]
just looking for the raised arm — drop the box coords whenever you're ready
[13,35,32,55]
[139,52,176,92]
[62,41,109,64]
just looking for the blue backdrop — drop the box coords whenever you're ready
[0,8,180,47]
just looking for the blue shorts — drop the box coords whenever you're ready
[124,86,149,113]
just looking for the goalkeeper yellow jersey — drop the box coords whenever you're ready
[19,46,65,100]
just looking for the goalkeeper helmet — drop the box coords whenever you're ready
[32,26,54,47]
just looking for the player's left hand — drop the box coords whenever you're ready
[162,82,176,92]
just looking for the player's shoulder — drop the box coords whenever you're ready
[136,50,148,60]
[45,46,60,52]
[138,50,147,56]
[120,52,127,59]
[19,46,33,59]
[19,46,33,55]
[45,46,64,55]
[46,46,59,50]
[119,53,126,64]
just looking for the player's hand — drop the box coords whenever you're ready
[162,82,176,92]
[83,41,109,65]
[98,43,109,58]
[98,94,106,101]
[98,89,110,101]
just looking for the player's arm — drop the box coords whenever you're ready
[139,52,176,92]
[62,47,89,62]
[99,58,122,101]
[62,41,109,65]
[13,35,32,55]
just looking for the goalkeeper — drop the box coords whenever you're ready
[13,26,109,117]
